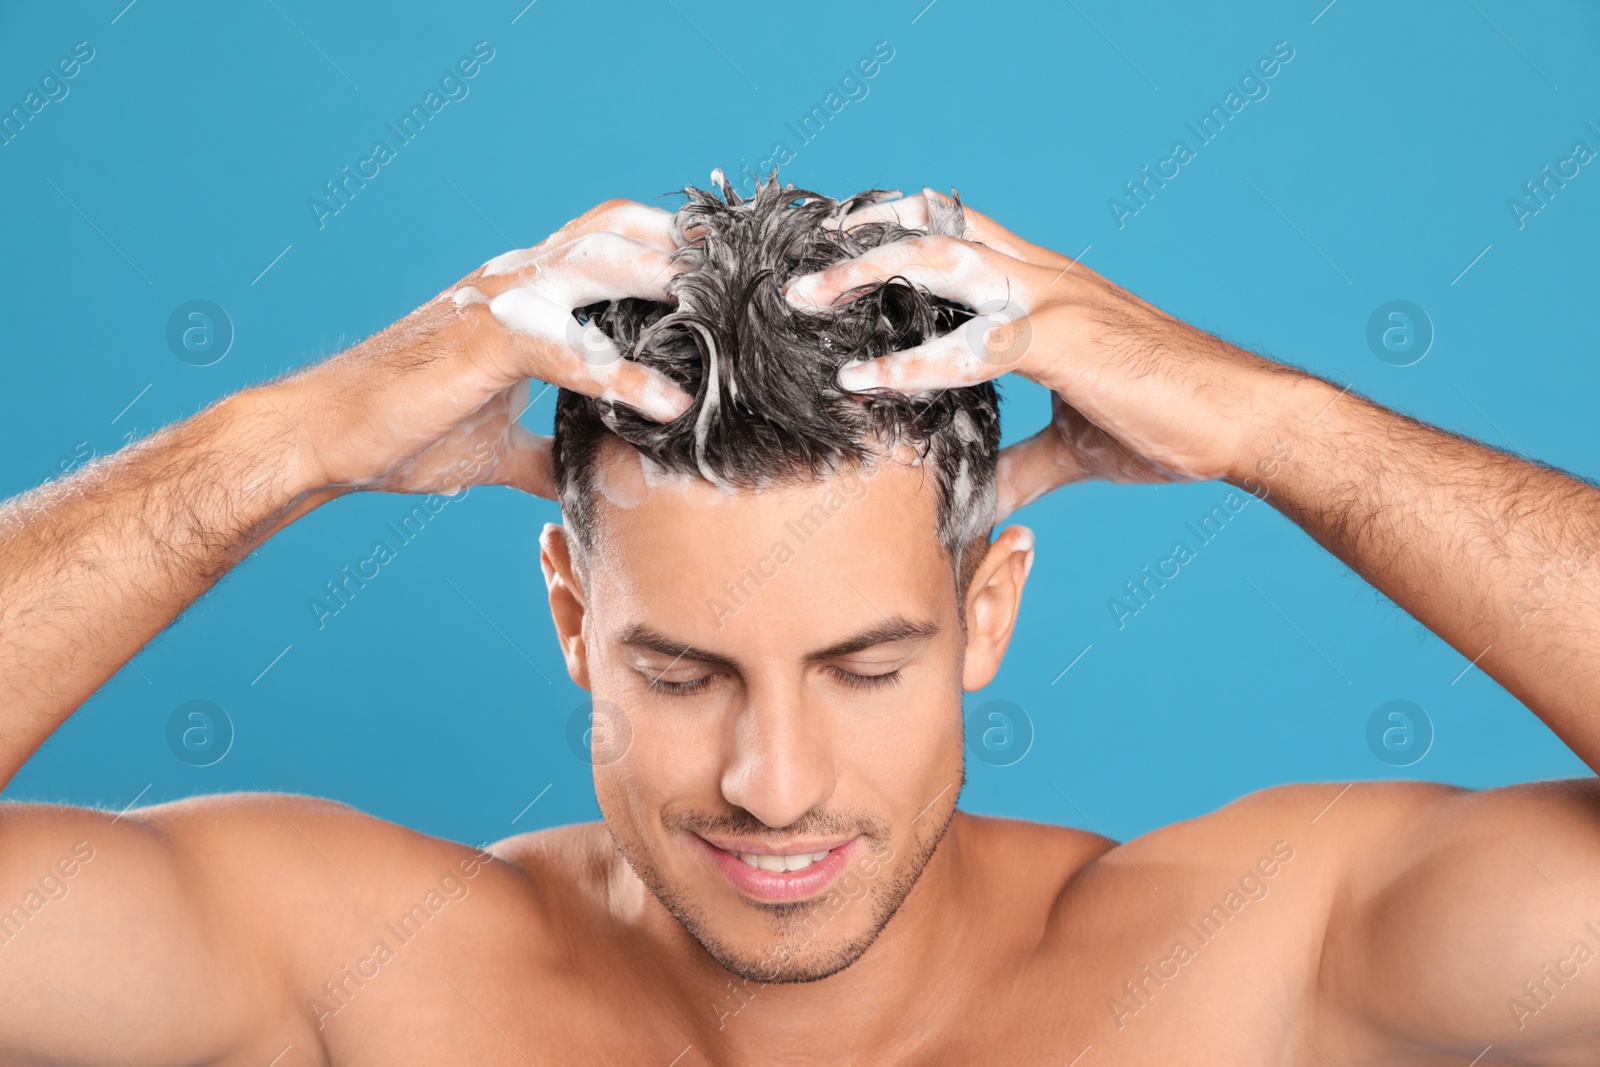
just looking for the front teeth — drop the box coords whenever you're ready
[736,849,831,873]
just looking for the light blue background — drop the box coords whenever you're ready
[2,0,1594,845]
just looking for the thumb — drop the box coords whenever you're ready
[492,423,558,500]
[994,423,1082,520]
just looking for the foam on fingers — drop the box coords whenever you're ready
[838,330,998,394]
[584,356,692,424]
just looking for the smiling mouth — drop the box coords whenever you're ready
[726,847,835,873]
[692,834,862,903]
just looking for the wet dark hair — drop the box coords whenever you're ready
[552,170,1002,592]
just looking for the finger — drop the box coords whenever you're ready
[490,234,685,308]
[476,289,692,423]
[994,428,1081,520]
[836,315,1033,395]
[534,332,693,423]
[549,232,687,306]
[480,201,680,278]
[562,347,694,423]
[493,423,558,499]
[506,375,533,422]
[832,193,923,231]
[784,236,1022,313]
[836,190,1065,267]
[956,201,1072,269]
[554,199,679,253]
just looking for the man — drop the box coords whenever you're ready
[1,172,1597,1065]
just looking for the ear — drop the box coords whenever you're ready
[539,522,592,690]
[961,525,1034,692]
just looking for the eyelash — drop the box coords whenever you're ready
[645,667,904,695]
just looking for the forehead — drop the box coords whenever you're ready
[581,439,954,648]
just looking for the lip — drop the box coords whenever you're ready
[691,833,860,905]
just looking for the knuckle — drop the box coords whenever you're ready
[573,198,633,229]
[561,230,632,268]
[913,233,960,261]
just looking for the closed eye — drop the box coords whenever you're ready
[642,666,904,696]
[827,666,903,690]
[645,672,718,696]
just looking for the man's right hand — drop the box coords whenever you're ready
[0,199,698,1065]
[0,198,694,787]
[267,198,693,501]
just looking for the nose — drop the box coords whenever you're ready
[718,683,838,830]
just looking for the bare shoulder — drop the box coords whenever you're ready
[130,790,500,887]
[1035,781,1481,950]
[957,809,1116,869]
[487,820,617,926]
[122,791,538,938]
[0,790,549,1058]
[490,818,615,875]
[0,789,470,912]
[1119,776,1600,889]
[1114,779,1474,866]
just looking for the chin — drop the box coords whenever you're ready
[602,801,957,985]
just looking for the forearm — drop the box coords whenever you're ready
[0,385,336,787]
[1243,374,1600,769]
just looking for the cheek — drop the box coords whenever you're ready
[839,693,965,808]
[594,707,723,817]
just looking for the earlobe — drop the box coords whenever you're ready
[539,523,591,690]
[961,526,1034,692]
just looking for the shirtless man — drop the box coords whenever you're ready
[1,176,1597,1066]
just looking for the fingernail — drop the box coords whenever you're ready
[838,361,878,391]
[785,274,819,307]
[653,390,693,422]
[634,375,693,422]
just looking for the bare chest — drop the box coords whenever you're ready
[303,910,1348,1067]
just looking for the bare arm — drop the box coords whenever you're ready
[0,199,689,792]
[795,190,1600,772]
[0,390,329,787]
[797,191,1600,1058]
[0,199,691,1061]
[1247,375,1600,768]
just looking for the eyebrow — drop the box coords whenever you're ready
[616,616,941,672]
